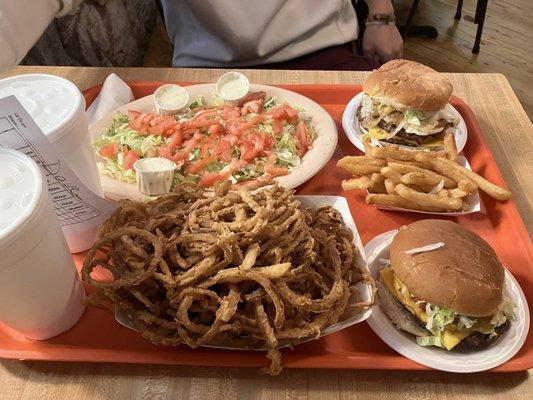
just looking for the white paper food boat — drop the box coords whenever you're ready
[115,195,374,350]
[367,156,482,216]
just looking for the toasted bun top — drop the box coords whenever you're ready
[363,59,453,111]
[390,220,504,317]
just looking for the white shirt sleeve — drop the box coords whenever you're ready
[0,0,81,72]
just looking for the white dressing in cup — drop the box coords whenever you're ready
[134,157,177,196]
[216,72,250,104]
[153,84,189,115]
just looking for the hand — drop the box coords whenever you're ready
[362,24,403,65]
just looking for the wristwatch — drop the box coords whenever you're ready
[365,13,396,26]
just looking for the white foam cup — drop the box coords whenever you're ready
[0,74,102,197]
[0,149,85,340]
[0,74,104,253]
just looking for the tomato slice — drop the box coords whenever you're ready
[168,131,183,148]
[266,164,288,177]
[200,171,231,187]
[158,146,173,160]
[279,104,299,124]
[214,140,232,163]
[147,125,165,135]
[127,110,141,121]
[235,114,265,133]
[122,149,140,170]
[186,157,214,174]
[99,142,119,158]
[265,153,288,177]
[295,121,309,158]
[267,104,299,124]
[240,91,266,104]
[183,119,221,130]
[272,119,283,135]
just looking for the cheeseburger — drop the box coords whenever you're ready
[378,220,515,351]
[359,59,460,149]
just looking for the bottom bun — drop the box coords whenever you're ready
[377,275,511,352]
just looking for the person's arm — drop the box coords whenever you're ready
[0,0,82,72]
[362,0,403,65]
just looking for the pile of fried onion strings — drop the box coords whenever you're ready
[82,182,374,374]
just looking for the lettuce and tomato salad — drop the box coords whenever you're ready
[93,91,315,188]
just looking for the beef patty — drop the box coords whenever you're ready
[378,276,511,351]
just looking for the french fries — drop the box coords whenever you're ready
[387,162,456,188]
[437,157,512,201]
[384,179,396,194]
[444,132,458,162]
[365,193,445,212]
[339,136,511,213]
[400,172,444,193]
[380,166,402,184]
[395,184,462,211]
[337,156,387,167]
[341,176,373,191]
[367,144,447,162]
[337,163,383,176]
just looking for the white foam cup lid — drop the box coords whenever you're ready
[0,74,85,142]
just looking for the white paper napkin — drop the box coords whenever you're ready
[86,73,133,125]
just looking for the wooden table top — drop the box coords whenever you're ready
[0,66,531,400]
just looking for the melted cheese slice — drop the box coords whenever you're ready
[379,267,493,350]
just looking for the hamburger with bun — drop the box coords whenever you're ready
[359,59,460,149]
[378,219,515,351]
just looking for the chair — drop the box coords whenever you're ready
[403,0,489,54]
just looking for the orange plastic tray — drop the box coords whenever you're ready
[1,82,531,371]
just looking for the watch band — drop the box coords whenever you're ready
[365,13,396,25]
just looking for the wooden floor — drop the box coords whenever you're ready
[143,0,533,118]
[396,0,533,118]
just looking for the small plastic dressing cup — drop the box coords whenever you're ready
[134,157,177,196]
[0,149,85,340]
[216,72,250,105]
[153,84,190,115]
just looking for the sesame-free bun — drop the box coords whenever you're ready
[363,59,453,111]
[390,220,504,317]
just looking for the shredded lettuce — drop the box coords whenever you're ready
[256,122,274,134]
[94,125,164,158]
[188,148,201,161]
[233,168,258,182]
[405,111,421,126]
[97,159,136,183]
[275,133,300,167]
[204,161,225,172]
[232,147,241,158]
[93,135,117,150]
[189,97,205,109]
[262,96,276,110]
[491,296,516,327]
[416,336,443,348]
[457,315,477,330]
[172,172,199,186]
[425,304,455,334]
[276,132,297,153]
[305,121,316,142]
[113,112,129,124]
[118,130,164,157]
